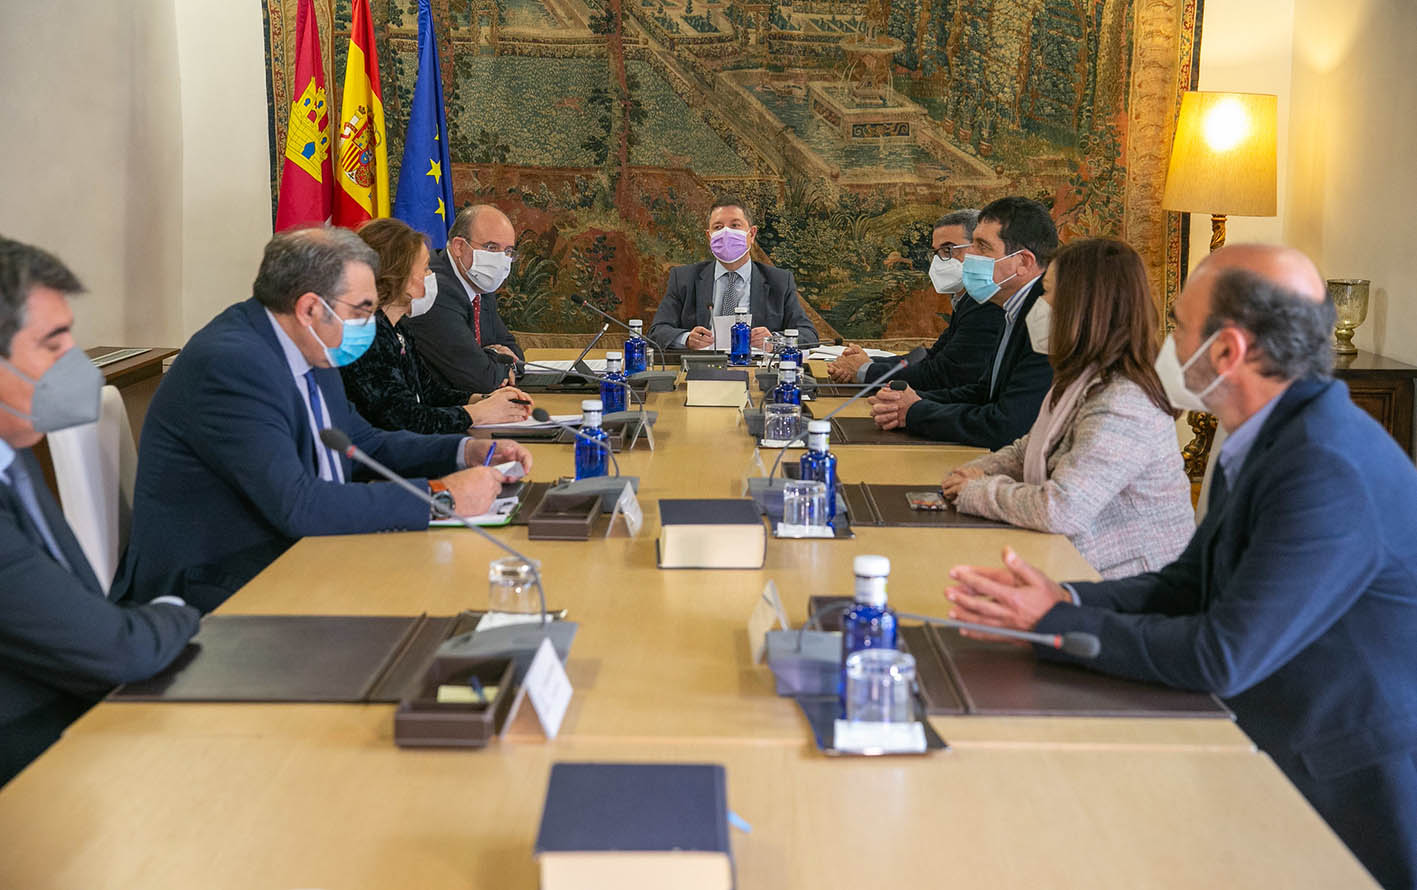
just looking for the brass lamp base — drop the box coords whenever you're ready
[1333,326,1359,357]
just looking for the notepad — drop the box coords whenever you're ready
[472,413,581,431]
[429,495,520,527]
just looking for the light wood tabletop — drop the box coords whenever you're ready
[0,350,1371,888]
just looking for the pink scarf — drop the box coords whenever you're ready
[1022,367,1099,484]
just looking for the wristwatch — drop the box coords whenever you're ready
[429,479,455,518]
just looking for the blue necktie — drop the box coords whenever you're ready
[303,370,341,482]
[6,457,72,572]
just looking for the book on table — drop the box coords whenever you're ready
[535,762,733,890]
[657,498,766,569]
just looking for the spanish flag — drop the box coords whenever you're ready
[274,0,333,231]
[333,0,388,227]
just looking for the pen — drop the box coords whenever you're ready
[482,444,497,467]
[468,674,487,704]
[509,398,532,406]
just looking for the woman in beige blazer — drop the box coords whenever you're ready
[942,238,1193,579]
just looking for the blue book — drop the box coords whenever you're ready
[535,762,734,890]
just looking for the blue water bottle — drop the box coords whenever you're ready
[729,308,751,366]
[624,319,649,374]
[573,399,610,480]
[779,328,803,370]
[600,351,628,414]
[840,554,898,704]
[799,419,838,520]
[770,360,802,406]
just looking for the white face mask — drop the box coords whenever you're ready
[928,255,964,295]
[463,249,512,294]
[1024,298,1052,354]
[409,272,437,317]
[1155,330,1226,413]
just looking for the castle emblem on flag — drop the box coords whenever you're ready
[284,78,330,180]
[339,105,381,190]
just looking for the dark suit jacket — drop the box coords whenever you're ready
[648,259,818,349]
[1,449,199,785]
[862,297,1004,391]
[340,310,474,435]
[1038,378,1417,889]
[902,279,1053,448]
[120,298,467,613]
[399,251,522,393]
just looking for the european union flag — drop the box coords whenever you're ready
[392,0,455,248]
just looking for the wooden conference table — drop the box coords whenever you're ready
[0,352,1375,889]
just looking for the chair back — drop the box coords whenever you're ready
[47,386,135,593]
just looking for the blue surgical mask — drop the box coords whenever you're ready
[961,250,1023,303]
[307,297,376,367]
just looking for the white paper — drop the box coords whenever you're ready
[774,523,836,539]
[474,611,547,632]
[747,581,789,664]
[807,345,896,361]
[708,315,737,351]
[472,413,581,431]
[521,637,573,740]
[832,720,928,754]
[493,460,526,480]
[531,359,609,373]
[429,495,520,527]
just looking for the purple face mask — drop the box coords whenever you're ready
[709,227,750,264]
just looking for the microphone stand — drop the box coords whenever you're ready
[318,428,549,627]
[568,295,677,386]
[519,360,656,451]
[529,408,639,511]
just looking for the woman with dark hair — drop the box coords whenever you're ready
[941,238,1193,578]
[341,218,533,434]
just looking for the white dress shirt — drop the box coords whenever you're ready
[265,309,345,483]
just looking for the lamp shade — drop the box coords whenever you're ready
[1162,91,1278,217]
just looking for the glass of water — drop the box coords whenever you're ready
[487,557,539,614]
[763,402,802,442]
[782,479,828,530]
[845,649,916,723]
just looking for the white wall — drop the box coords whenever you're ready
[1288,0,1416,361]
[1185,0,1295,270]
[0,0,271,348]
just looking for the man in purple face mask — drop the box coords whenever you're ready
[648,196,818,351]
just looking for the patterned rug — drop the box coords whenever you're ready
[264,0,1204,339]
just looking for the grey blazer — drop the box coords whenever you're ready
[955,376,1194,579]
[648,259,818,349]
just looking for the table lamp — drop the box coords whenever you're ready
[1162,91,1278,251]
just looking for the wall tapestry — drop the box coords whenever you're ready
[264,0,1204,339]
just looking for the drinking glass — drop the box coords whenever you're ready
[487,557,539,613]
[844,649,916,723]
[763,402,802,442]
[782,479,828,529]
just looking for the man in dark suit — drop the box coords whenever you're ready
[868,197,1055,449]
[122,227,530,613]
[0,237,199,785]
[947,244,1417,890]
[828,209,1004,391]
[400,204,524,393]
[648,196,818,350]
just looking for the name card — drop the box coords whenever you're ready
[507,637,573,740]
[747,580,789,664]
[606,481,644,538]
[832,720,927,755]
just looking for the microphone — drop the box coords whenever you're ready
[890,380,907,391]
[764,358,909,484]
[896,611,1101,659]
[800,601,1099,659]
[530,407,640,509]
[568,295,677,387]
[521,360,657,450]
[318,427,549,627]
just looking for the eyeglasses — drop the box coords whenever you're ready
[456,236,517,260]
[322,295,376,321]
[933,244,967,261]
